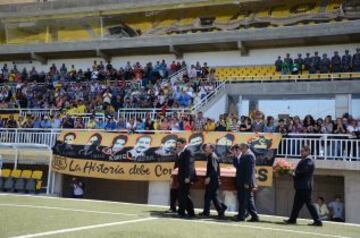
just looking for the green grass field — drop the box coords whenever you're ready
[0,194,359,238]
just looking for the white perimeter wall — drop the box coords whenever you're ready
[1,43,359,71]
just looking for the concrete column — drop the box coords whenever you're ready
[147,181,170,205]
[52,172,63,196]
[344,172,360,223]
[335,94,351,118]
[249,99,259,114]
[227,95,239,116]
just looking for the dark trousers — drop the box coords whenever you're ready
[203,183,225,215]
[178,183,195,216]
[170,188,178,211]
[290,189,320,222]
[237,187,258,219]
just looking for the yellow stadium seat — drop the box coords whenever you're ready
[1,169,11,178]
[21,170,32,179]
[11,169,22,178]
[32,170,43,180]
[36,180,42,190]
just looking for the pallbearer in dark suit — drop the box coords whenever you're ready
[233,143,259,222]
[199,144,227,218]
[167,153,179,213]
[176,138,196,218]
[284,145,322,226]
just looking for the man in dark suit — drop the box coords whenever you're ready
[199,144,227,218]
[233,143,259,222]
[284,145,322,226]
[167,145,180,213]
[176,138,196,218]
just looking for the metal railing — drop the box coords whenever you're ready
[117,108,190,121]
[277,133,360,161]
[191,80,227,113]
[0,129,358,161]
[219,72,360,83]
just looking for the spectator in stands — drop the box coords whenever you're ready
[40,116,52,128]
[239,117,252,132]
[331,51,342,73]
[320,53,331,74]
[74,118,85,129]
[303,115,316,133]
[6,115,18,128]
[315,197,330,221]
[275,56,283,72]
[105,117,117,130]
[312,51,321,71]
[328,195,345,222]
[342,50,352,72]
[289,116,304,133]
[353,48,360,72]
[282,53,293,75]
[251,115,265,132]
[204,118,216,131]
[314,118,325,133]
[216,115,227,131]
[194,111,206,131]
[294,53,304,74]
[304,53,311,71]
[323,115,334,133]
[62,115,74,128]
[334,118,346,134]
[346,118,359,135]
[263,116,276,133]
[275,118,287,134]
[51,114,62,129]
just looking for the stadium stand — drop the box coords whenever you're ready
[0,1,356,44]
[0,168,43,193]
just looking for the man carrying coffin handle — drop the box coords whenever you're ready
[233,143,259,222]
[199,144,227,218]
[176,138,196,218]
[284,145,322,226]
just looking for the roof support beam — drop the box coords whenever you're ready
[96,49,111,62]
[169,45,183,59]
[31,52,47,64]
[237,40,249,56]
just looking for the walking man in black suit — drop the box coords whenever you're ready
[199,144,227,218]
[167,150,179,213]
[176,138,196,218]
[284,145,322,226]
[233,143,259,222]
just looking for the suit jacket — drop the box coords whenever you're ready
[233,151,257,189]
[205,152,220,185]
[293,156,315,190]
[177,149,197,183]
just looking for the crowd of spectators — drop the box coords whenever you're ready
[0,108,359,137]
[275,48,360,75]
[0,60,215,112]
[315,195,345,222]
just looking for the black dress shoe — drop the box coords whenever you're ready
[198,212,210,217]
[308,221,323,227]
[247,217,260,222]
[218,205,227,218]
[232,216,245,222]
[284,219,297,224]
[165,209,177,213]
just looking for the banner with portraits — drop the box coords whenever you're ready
[52,131,282,185]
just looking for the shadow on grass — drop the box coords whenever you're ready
[148,210,308,226]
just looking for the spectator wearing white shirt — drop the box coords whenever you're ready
[315,197,330,221]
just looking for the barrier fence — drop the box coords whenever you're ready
[0,129,358,161]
